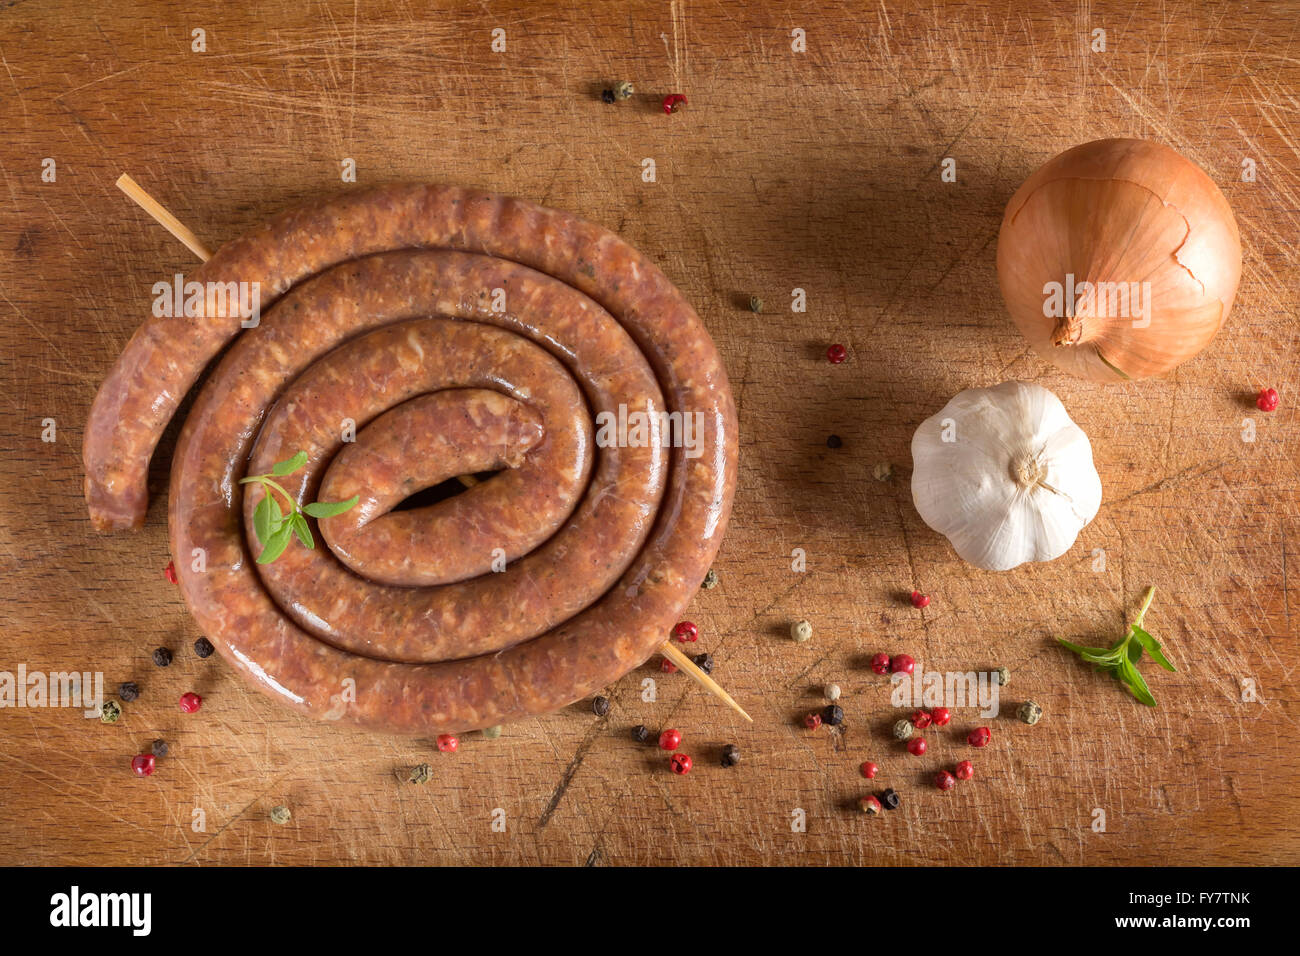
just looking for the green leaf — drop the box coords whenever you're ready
[1126,634,1144,665]
[1080,648,1121,666]
[1057,637,1113,657]
[303,495,359,519]
[290,512,314,549]
[1131,625,1176,672]
[253,494,274,545]
[255,522,294,564]
[1117,656,1157,707]
[271,451,309,476]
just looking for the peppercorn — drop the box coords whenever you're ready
[152,647,173,667]
[194,637,215,659]
[859,794,882,814]
[100,700,122,724]
[954,760,974,780]
[891,718,914,741]
[860,761,878,779]
[822,704,844,726]
[672,620,699,643]
[613,80,634,100]
[1017,700,1043,725]
[482,725,503,739]
[935,770,956,791]
[407,763,431,785]
[907,737,927,756]
[669,752,692,774]
[701,568,719,589]
[995,665,1010,686]
[436,734,459,753]
[879,788,900,810]
[662,93,687,114]
[632,724,651,743]
[118,681,140,703]
[690,652,714,675]
[873,462,893,481]
[790,619,813,642]
[870,653,892,675]
[968,727,991,747]
[826,434,843,449]
[270,805,291,825]
[660,657,678,673]
[151,738,169,758]
[178,691,202,714]
[910,590,930,609]
[803,712,823,730]
[826,343,847,364]
[1257,387,1280,412]
[720,744,740,767]
[748,295,763,313]
[911,709,932,729]
[163,560,178,585]
[659,728,682,751]
[600,88,616,104]
[891,654,915,675]
[931,706,952,727]
[825,683,841,701]
[592,695,611,717]
[130,754,155,777]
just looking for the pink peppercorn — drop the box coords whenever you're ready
[1256,387,1279,412]
[931,706,952,727]
[659,728,682,751]
[968,727,991,748]
[826,343,847,364]
[860,761,878,779]
[870,653,892,675]
[907,737,927,756]
[804,712,823,730]
[671,621,699,643]
[910,591,930,608]
[935,770,956,791]
[436,734,459,753]
[955,760,974,780]
[669,753,692,774]
[130,754,155,777]
[891,654,915,675]
[912,709,933,729]
[178,692,202,713]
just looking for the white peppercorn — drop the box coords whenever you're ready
[825,683,841,701]
[892,718,914,741]
[790,620,813,642]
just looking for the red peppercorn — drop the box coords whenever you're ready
[870,653,892,675]
[907,737,927,756]
[860,761,878,779]
[669,752,692,774]
[1256,387,1279,412]
[955,760,974,780]
[178,691,202,713]
[967,727,991,748]
[436,734,459,752]
[131,754,156,777]
[803,712,823,730]
[660,657,677,673]
[910,590,930,608]
[826,343,847,364]
[164,560,178,585]
[659,728,682,751]
[935,770,956,791]
[662,93,688,114]
[931,706,952,727]
[891,654,915,675]
[671,621,699,643]
[859,794,882,814]
[911,709,933,729]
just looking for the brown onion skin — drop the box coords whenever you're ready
[997,138,1242,382]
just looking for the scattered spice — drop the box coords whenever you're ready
[907,737,928,756]
[891,654,915,675]
[931,707,952,727]
[1056,586,1174,707]
[967,727,991,748]
[130,754,155,777]
[826,343,847,364]
[859,794,882,814]
[995,665,1010,686]
[163,561,178,585]
[803,712,823,730]
[790,620,813,643]
[1256,387,1279,412]
[879,788,901,810]
[672,620,699,643]
[1017,700,1043,725]
[659,728,682,751]
[151,738,169,758]
[822,704,844,726]
[592,695,611,717]
[826,434,843,449]
[632,724,651,743]
[270,805,291,825]
[910,590,930,609]
[178,692,202,714]
[690,652,714,675]
[824,683,841,701]
[870,653,892,675]
[152,647,173,668]
[700,568,719,589]
[436,734,459,753]
[669,752,692,774]
[407,763,432,785]
[614,80,634,100]
[194,637,215,659]
[660,657,678,673]
[600,88,616,104]
[860,761,878,779]
[118,681,140,703]
[662,93,688,114]
[720,744,740,767]
[891,718,913,741]
[954,760,974,780]
[935,770,956,791]
[873,462,893,481]
[911,709,932,729]
[748,294,763,313]
[100,700,122,724]
[482,725,503,739]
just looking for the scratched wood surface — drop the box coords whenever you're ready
[1,0,1297,866]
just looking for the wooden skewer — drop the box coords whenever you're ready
[120,174,752,724]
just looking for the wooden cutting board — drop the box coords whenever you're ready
[2,0,1296,866]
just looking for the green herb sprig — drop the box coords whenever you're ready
[1056,586,1175,707]
[238,451,359,564]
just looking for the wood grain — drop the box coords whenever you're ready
[1,0,1297,866]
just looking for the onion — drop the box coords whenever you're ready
[996,138,1242,381]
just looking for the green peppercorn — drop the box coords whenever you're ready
[151,738,169,758]
[481,725,503,739]
[99,700,122,724]
[996,665,1010,686]
[151,647,172,667]
[269,805,291,825]
[720,744,740,767]
[891,718,913,741]
[613,80,634,100]
[117,681,139,702]
[1018,700,1043,725]
[194,637,215,659]
[748,295,763,313]
[407,763,432,785]
[700,568,719,589]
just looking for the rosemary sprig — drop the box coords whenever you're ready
[238,451,358,564]
[1056,587,1176,707]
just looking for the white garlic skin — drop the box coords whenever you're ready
[910,381,1102,571]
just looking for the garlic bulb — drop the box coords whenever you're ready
[910,381,1102,571]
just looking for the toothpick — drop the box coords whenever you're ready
[119,175,751,724]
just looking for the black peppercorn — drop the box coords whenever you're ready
[690,653,714,675]
[151,738,169,758]
[880,788,901,810]
[720,744,740,767]
[600,88,616,104]
[826,434,843,449]
[631,724,650,743]
[152,647,173,667]
[194,637,215,659]
[822,703,844,726]
[118,681,140,702]
[592,695,611,717]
